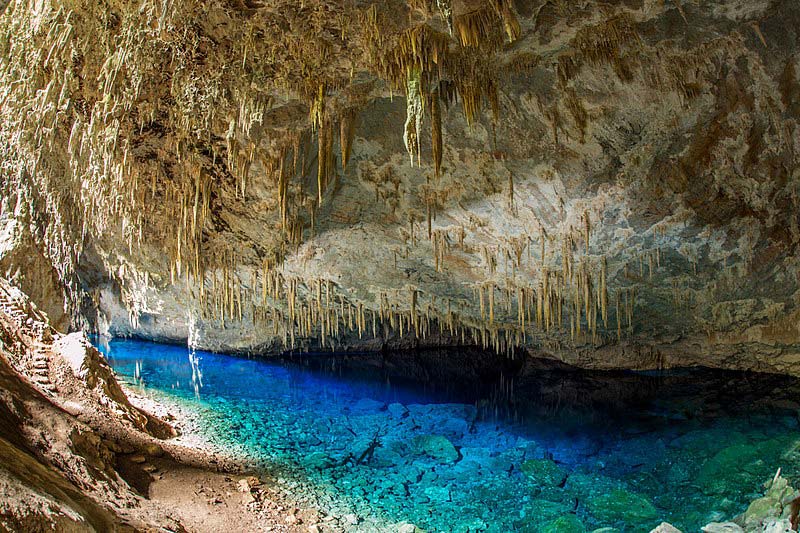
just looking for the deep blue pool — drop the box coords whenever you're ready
[96,338,800,532]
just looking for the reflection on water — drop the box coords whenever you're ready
[96,338,800,532]
[189,349,203,398]
[133,359,143,386]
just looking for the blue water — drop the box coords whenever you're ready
[96,338,800,532]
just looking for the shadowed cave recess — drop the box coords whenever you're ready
[2,0,800,531]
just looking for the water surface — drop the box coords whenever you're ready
[97,338,800,532]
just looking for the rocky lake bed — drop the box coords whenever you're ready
[102,339,800,532]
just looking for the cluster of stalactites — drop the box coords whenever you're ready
[307,82,361,205]
[150,198,687,357]
[363,0,521,180]
[452,0,521,48]
[557,12,640,86]
[390,209,667,351]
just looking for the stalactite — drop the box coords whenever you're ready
[583,210,591,255]
[488,283,495,325]
[404,67,423,166]
[672,0,688,24]
[317,119,334,205]
[751,22,767,48]
[535,279,543,329]
[451,0,520,48]
[339,108,358,171]
[410,287,419,334]
[478,283,485,322]
[431,88,443,179]
[601,257,608,328]
[278,146,290,228]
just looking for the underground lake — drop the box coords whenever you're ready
[96,338,800,532]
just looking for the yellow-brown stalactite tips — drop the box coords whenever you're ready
[310,82,326,132]
[492,0,521,43]
[601,257,608,328]
[583,210,591,255]
[488,283,495,325]
[452,0,519,48]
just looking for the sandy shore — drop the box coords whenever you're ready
[119,382,399,532]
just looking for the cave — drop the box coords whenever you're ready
[2,0,800,531]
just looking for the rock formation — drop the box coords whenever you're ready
[1,0,799,373]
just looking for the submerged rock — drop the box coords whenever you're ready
[541,515,586,533]
[743,496,780,527]
[585,488,658,524]
[422,486,451,503]
[388,403,409,419]
[302,452,335,470]
[521,459,567,487]
[439,418,469,440]
[413,435,459,463]
[563,472,619,500]
[517,499,574,530]
[350,398,385,413]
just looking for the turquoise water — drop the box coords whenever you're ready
[96,339,800,532]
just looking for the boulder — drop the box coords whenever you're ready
[762,519,794,533]
[650,523,682,533]
[521,459,567,487]
[302,451,335,470]
[701,524,744,533]
[423,486,450,503]
[388,403,409,418]
[413,435,459,463]
[585,488,658,524]
[522,499,572,522]
[743,496,780,527]
[351,398,385,413]
[440,417,469,439]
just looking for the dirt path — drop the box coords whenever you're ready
[0,278,339,532]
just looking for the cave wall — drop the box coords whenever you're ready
[1,0,799,373]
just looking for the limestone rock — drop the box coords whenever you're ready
[650,523,682,533]
[744,496,780,527]
[142,442,164,457]
[701,523,744,533]
[585,488,658,524]
[413,435,459,463]
[521,459,568,487]
[761,519,794,533]
[302,452,335,470]
[351,398,385,413]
